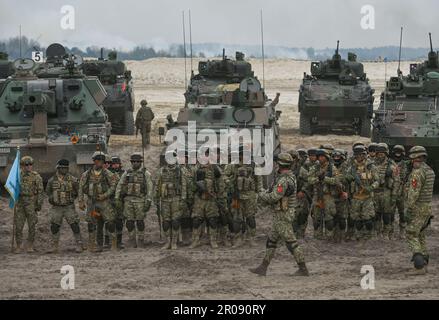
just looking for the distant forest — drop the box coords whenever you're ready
[0,36,433,61]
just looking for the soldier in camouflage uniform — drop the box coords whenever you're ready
[367,143,378,163]
[308,149,342,240]
[135,99,155,148]
[115,153,153,248]
[332,149,350,242]
[46,159,82,253]
[154,151,187,250]
[228,148,263,248]
[297,149,308,167]
[373,143,400,239]
[178,150,196,245]
[13,156,44,253]
[216,148,232,247]
[191,154,222,249]
[345,145,379,240]
[78,151,118,252]
[392,145,410,239]
[110,156,126,249]
[249,153,309,277]
[404,146,435,275]
[288,150,311,239]
[303,148,318,171]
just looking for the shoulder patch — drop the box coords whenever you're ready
[412,178,417,188]
[277,184,283,193]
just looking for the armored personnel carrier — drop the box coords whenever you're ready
[298,41,375,137]
[163,51,281,183]
[0,52,13,79]
[372,33,439,174]
[81,49,135,135]
[0,55,110,184]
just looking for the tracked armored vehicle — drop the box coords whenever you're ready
[372,33,439,174]
[298,41,375,137]
[81,49,135,135]
[0,55,110,184]
[163,51,281,184]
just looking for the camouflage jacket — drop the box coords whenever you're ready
[259,170,297,220]
[345,159,379,200]
[308,162,342,198]
[193,163,222,199]
[18,171,44,206]
[78,167,116,202]
[115,167,153,201]
[405,162,435,209]
[374,157,400,197]
[135,106,154,127]
[153,164,187,202]
[46,172,79,206]
[180,164,196,201]
[227,163,263,200]
[394,159,411,196]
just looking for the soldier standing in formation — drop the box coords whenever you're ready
[46,159,82,253]
[13,156,44,253]
[250,153,309,276]
[135,99,155,149]
[373,143,400,239]
[110,156,126,249]
[154,151,187,250]
[332,149,350,242]
[404,146,435,275]
[179,150,196,245]
[115,153,153,248]
[78,151,117,252]
[392,145,410,239]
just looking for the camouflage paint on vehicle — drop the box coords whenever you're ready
[298,41,375,137]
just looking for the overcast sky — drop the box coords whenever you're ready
[1,0,438,50]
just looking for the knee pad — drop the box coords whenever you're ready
[126,220,135,232]
[70,222,80,234]
[325,219,335,231]
[162,220,171,232]
[87,223,96,233]
[365,219,374,231]
[106,222,116,233]
[50,223,61,235]
[192,218,203,229]
[171,219,180,231]
[266,237,277,249]
[115,219,124,232]
[285,241,299,255]
[355,220,364,231]
[246,216,256,229]
[382,213,392,225]
[208,217,219,229]
[412,253,426,269]
[136,220,145,232]
[424,255,430,266]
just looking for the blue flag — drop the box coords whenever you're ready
[4,149,21,208]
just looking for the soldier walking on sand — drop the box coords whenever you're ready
[135,99,155,148]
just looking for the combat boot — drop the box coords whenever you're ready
[161,234,171,250]
[137,234,145,249]
[249,260,270,276]
[88,231,96,252]
[48,238,59,254]
[209,230,218,249]
[232,233,243,248]
[26,241,35,253]
[14,242,23,254]
[406,267,427,276]
[293,262,310,276]
[103,235,110,249]
[73,233,83,253]
[171,234,178,250]
[189,227,201,249]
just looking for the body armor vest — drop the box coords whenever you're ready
[124,168,147,197]
[51,174,76,206]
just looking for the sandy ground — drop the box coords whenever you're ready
[1,58,438,300]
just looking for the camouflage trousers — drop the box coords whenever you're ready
[140,127,151,147]
[14,199,38,245]
[374,190,396,237]
[293,196,310,239]
[49,204,80,240]
[192,196,219,220]
[264,211,305,265]
[311,194,336,239]
[395,194,406,229]
[180,198,193,231]
[406,203,432,256]
[161,197,182,235]
[334,199,348,241]
[86,199,116,246]
[351,197,375,240]
[230,196,257,236]
[123,197,147,221]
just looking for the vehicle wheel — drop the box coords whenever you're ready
[299,113,312,135]
[360,117,371,138]
[123,111,135,135]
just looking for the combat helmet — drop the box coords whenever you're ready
[408,146,428,159]
[56,159,69,168]
[140,99,148,106]
[92,151,106,161]
[376,143,389,155]
[316,149,331,160]
[277,153,293,166]
[392,145,405,155]
[111,156,122,164]
[20,156,34,165]
[130,152,143,162]
[353,145,367,155]
[287,149,299,160]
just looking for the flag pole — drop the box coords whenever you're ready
[11,205,16,253]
